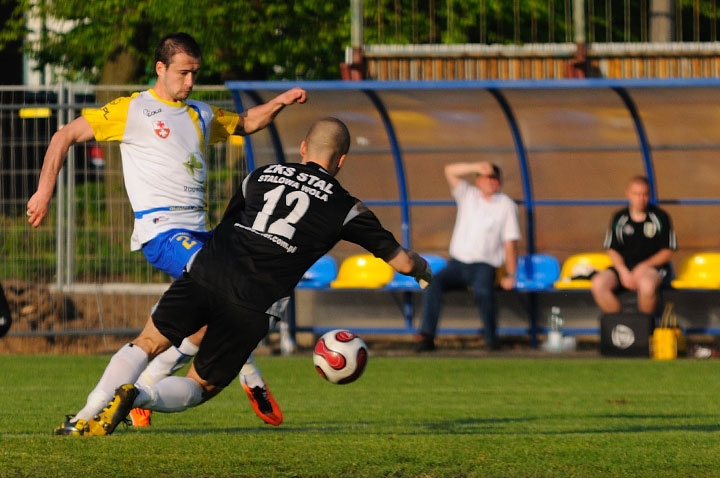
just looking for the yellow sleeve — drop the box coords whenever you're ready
[82,95,135,142]
[208,106,241,144]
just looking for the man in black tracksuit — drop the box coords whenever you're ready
[591,175,677,315]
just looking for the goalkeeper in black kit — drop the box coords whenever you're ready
[54,117,433,436]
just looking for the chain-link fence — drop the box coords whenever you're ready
[0,85,246,345]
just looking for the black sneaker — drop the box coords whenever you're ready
[415,334,435,352]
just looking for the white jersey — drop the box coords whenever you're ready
[448,180,521,267]
[84,89,240,250]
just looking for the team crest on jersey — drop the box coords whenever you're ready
[183,153,205,184]
[643,222,657,238]
[623,224,635,236]
[152,121,170,138]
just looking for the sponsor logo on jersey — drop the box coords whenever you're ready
[183,153,205,184]
[153,120,170,138]
[623,224,634,236]
[643,222,657,238]
[258,164,335,202]
[143,108,162,117]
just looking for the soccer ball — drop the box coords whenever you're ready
[313,329,368,384]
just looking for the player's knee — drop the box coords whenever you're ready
[637,280,659,297]
[132,333,170,359]
[591,273,614,294]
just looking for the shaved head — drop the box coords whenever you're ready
[303,118,350,173]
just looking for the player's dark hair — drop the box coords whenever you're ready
[155,32,202,66]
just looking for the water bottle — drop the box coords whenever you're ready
[550,306,563,332]
[548,306,563,352]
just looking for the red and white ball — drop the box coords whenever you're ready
[313,329,368,384]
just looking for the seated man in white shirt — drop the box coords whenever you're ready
[416,161,520,352]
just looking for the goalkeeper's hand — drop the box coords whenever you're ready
[408,251,433,289]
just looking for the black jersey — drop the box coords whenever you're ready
[188,161,403,312]
[603,205,677,270]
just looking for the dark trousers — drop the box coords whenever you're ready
[419,259,497,347]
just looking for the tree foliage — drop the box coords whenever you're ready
[0,0,351,83]
[2,0,719,84]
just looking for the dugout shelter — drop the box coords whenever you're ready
[226,79,720,342]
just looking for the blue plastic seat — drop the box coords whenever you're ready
[386,254,448,289]
[297,255,337,289]
[515,254,561,291]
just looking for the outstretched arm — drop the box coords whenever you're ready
[235,87,307,135]
[27,116,95,227]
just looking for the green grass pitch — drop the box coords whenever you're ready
[2,353,720,477]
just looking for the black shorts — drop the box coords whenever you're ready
[608,263,673,292]
[152,273,269,388]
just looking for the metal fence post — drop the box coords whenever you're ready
[55,85,66,291]
[64,84,75,287]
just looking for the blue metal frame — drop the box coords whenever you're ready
[244,90,287,166]
[486,89,535,255]
[225,79,720,342]
[227,78,720,91]
[228,89,256,171]
[486,88,539,347]
[612,87,658,203]
[362,90,416,329]
[361,90,412,248]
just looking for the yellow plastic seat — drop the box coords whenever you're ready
[330,254,394,289]
[671,252,720,289]
[553,252,613,289]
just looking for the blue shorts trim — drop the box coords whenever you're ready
[142,229,213,279]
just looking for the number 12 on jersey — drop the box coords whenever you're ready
[251,185,310,240]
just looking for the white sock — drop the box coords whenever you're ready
[137,337,199,387]
[239,353,265,388]
[74,343,148,422]
[134,377,203,412]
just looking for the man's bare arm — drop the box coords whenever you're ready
[27,116,95,227]
[500,240,518,290]
[235,87,307,135]
[444,162,485,189]
[635,248,674,270]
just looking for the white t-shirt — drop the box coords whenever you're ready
[448,180,521,267]
[84,89,240,250]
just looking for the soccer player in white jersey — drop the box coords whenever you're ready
[27,33,305,431]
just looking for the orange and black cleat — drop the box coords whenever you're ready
[240,376,283,426]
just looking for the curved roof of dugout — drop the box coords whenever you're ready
[225,79,720,260]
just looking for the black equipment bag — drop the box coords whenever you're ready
[600,313,654,357]
[0,282,12,338]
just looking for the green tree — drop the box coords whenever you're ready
[0,0,351,84]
